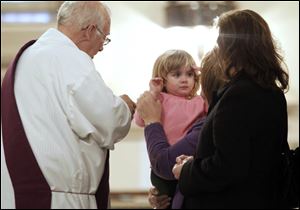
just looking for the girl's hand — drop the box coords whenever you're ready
[149,77,163,95]
[191,65,201,76]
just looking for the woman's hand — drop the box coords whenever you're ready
[148,187,171,209]
[172,155,193,180]
[136,91,162,125]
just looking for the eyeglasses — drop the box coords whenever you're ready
[95,26,111,46]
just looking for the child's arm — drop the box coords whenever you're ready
[135,77,163,127]
[149,77,163,99]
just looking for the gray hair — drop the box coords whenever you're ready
[57,1,111,31]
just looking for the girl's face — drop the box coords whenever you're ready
[165,66,195,98]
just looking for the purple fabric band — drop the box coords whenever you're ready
[1,40,52,209]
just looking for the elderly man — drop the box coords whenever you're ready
[1,1,135,209]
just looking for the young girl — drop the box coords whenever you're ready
[137,49,226,208]
[135,49,207,145]
[134,49,207,198]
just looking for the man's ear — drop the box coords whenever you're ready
[82,25,93,40]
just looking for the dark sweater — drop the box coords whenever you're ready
[179,73,287,209]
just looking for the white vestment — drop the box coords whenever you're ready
[1,28,132,209]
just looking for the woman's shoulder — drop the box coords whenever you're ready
[228,74,284,99]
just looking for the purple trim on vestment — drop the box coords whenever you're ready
[1,40,52,209]
[1,39,111,209]
[95,150,110,209]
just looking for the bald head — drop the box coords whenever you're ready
[57,1,110,32]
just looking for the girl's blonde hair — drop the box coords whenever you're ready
[152,50,200,97]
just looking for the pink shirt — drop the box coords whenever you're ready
[134,92,207,145]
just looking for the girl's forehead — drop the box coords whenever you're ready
[169,66,193,72]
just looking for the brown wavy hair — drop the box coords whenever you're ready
[200,49,227,105]
[216,9,289,92]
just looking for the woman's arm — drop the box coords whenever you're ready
[178,82,255,195]
[137,91,205,179]
[145,118,205,179]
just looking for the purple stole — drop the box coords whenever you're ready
[96,150,110,209]
[1,40,110,209]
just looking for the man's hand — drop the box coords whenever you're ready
[120,94,136,117]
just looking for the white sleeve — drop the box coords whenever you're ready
[67,70,131,149]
